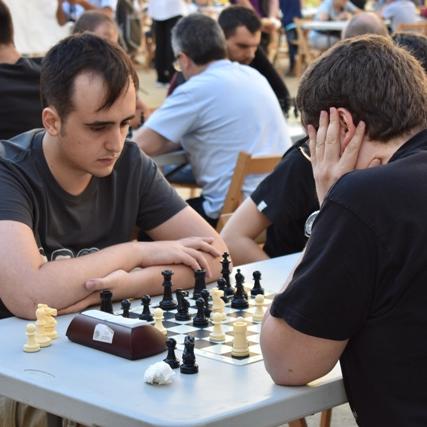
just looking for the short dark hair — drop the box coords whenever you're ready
[171,14,226,66]
[392,32,427,74]
[40,33,139,120]
[72,10,117,35]
[296,35,427,142]
[218,6,262,38]
[0,0,13,45]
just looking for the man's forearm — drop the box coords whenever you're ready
[227,236,269,266]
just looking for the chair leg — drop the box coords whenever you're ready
[289,418,308,427]
[319,409,332,427]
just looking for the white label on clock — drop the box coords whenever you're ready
[93,324,114,344]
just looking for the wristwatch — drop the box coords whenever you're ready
[304,210,320,238]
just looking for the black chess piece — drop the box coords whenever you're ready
[231,271,249,309]
[221,252,234,296]
[100,290,113,314]
[175,289,191,321]
[200,289,211,318]
[192,269,207,300]
[121,299,131,317]
[180,335,198,374]
[139,295,154,321]
[235,268,248,300]
[251,270,265,296]
[216,278,229,303]
[159,270,177,310]
[163,338,180,369]
[193,298,209,327]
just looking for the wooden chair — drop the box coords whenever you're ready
[293,18,322,77]
[397,21,427,36]
[216,152,281,232]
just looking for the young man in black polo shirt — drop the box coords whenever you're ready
[0,33,226,321]
[261,35,427,426]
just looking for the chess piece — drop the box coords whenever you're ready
[209,312,225,342]
[175,289,191,321]
[251,271,265,296]
[231,273,249,309]
[153,307,167,336]
[121,299,131,318]
[100,289,113,313]
[42,305,58,340]
[211,288,226,321]
[159,270,177,311]
[216,278,229,303]
[23,323,41,353]
[35,304,52,347]
[252,294,265,322]
[200,289,211,318]
[193,298,209,327]
[221,252,234,296]
[163,338,180,369]
[180,335,198,374]
[235,269,248,300]
[192,269,207,300]
[231,317,250,358]
[139,295,154,321]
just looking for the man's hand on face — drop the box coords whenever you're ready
[307,107,366,205]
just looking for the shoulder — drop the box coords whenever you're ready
[1,129,44,163]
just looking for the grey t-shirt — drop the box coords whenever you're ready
[0,129,186,317]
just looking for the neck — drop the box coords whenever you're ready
[42,132,92,196]
[0,43,20,64]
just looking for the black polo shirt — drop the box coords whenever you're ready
[271,129,427,426]
[251,137,319,257]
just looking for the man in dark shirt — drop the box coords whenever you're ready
[261,35,427,426]
[0,0,43,140]
[0,33,226,321]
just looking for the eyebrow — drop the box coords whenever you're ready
[84,115,135,127]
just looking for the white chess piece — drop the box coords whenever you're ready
[23,323,41,353]
[231,317,249,358]
[209,312,225,342]
[252,294,265,322]
[210,288,226,321]
[153,307,167,336]
[43,306,58,339]
[35,304,51,347]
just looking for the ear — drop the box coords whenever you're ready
[336,107,357,150]
[42,107,62,137]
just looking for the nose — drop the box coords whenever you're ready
[248,47,257,62]
[105,126,125,153]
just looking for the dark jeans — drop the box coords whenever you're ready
[187,196,218,229]
[153,16,181,83]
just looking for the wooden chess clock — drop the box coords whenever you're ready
[66,310,166,360]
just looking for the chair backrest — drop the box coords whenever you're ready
[216,152,281,231]
[397,22,427,36]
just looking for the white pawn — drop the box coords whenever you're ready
[252,294,265,322]
[153,307,167,336]
[23,323,41,353]
[209,312,225,342]
[231,317,249,358]
[210,288,226,321]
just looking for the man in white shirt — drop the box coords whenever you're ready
[56,0,116,24]
[135,14,291,227]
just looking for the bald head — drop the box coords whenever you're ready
[343,12,388,39]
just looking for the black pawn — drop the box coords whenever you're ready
[221,252,234,296]
[100,290,113,314]
[121,299,131,317]
[193,298,209,327]
[159,270,177,311]
[235,268,248,299]
[180,335,198,374]
[139,295,153,321]
[217,278,229,303]
[200,289,211,318]
[163,338,180,369]
[231,272,249,309]
[192,269,207,300]
[251,270,265,296]
[175,289,191,321]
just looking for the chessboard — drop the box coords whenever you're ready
[112,292,274,366]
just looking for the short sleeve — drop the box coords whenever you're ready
[144,89,199,144]
[0,161,34,227]
[270,199,376,340]
[135,150,187,231]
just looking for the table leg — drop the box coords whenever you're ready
[47,412,63,427]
